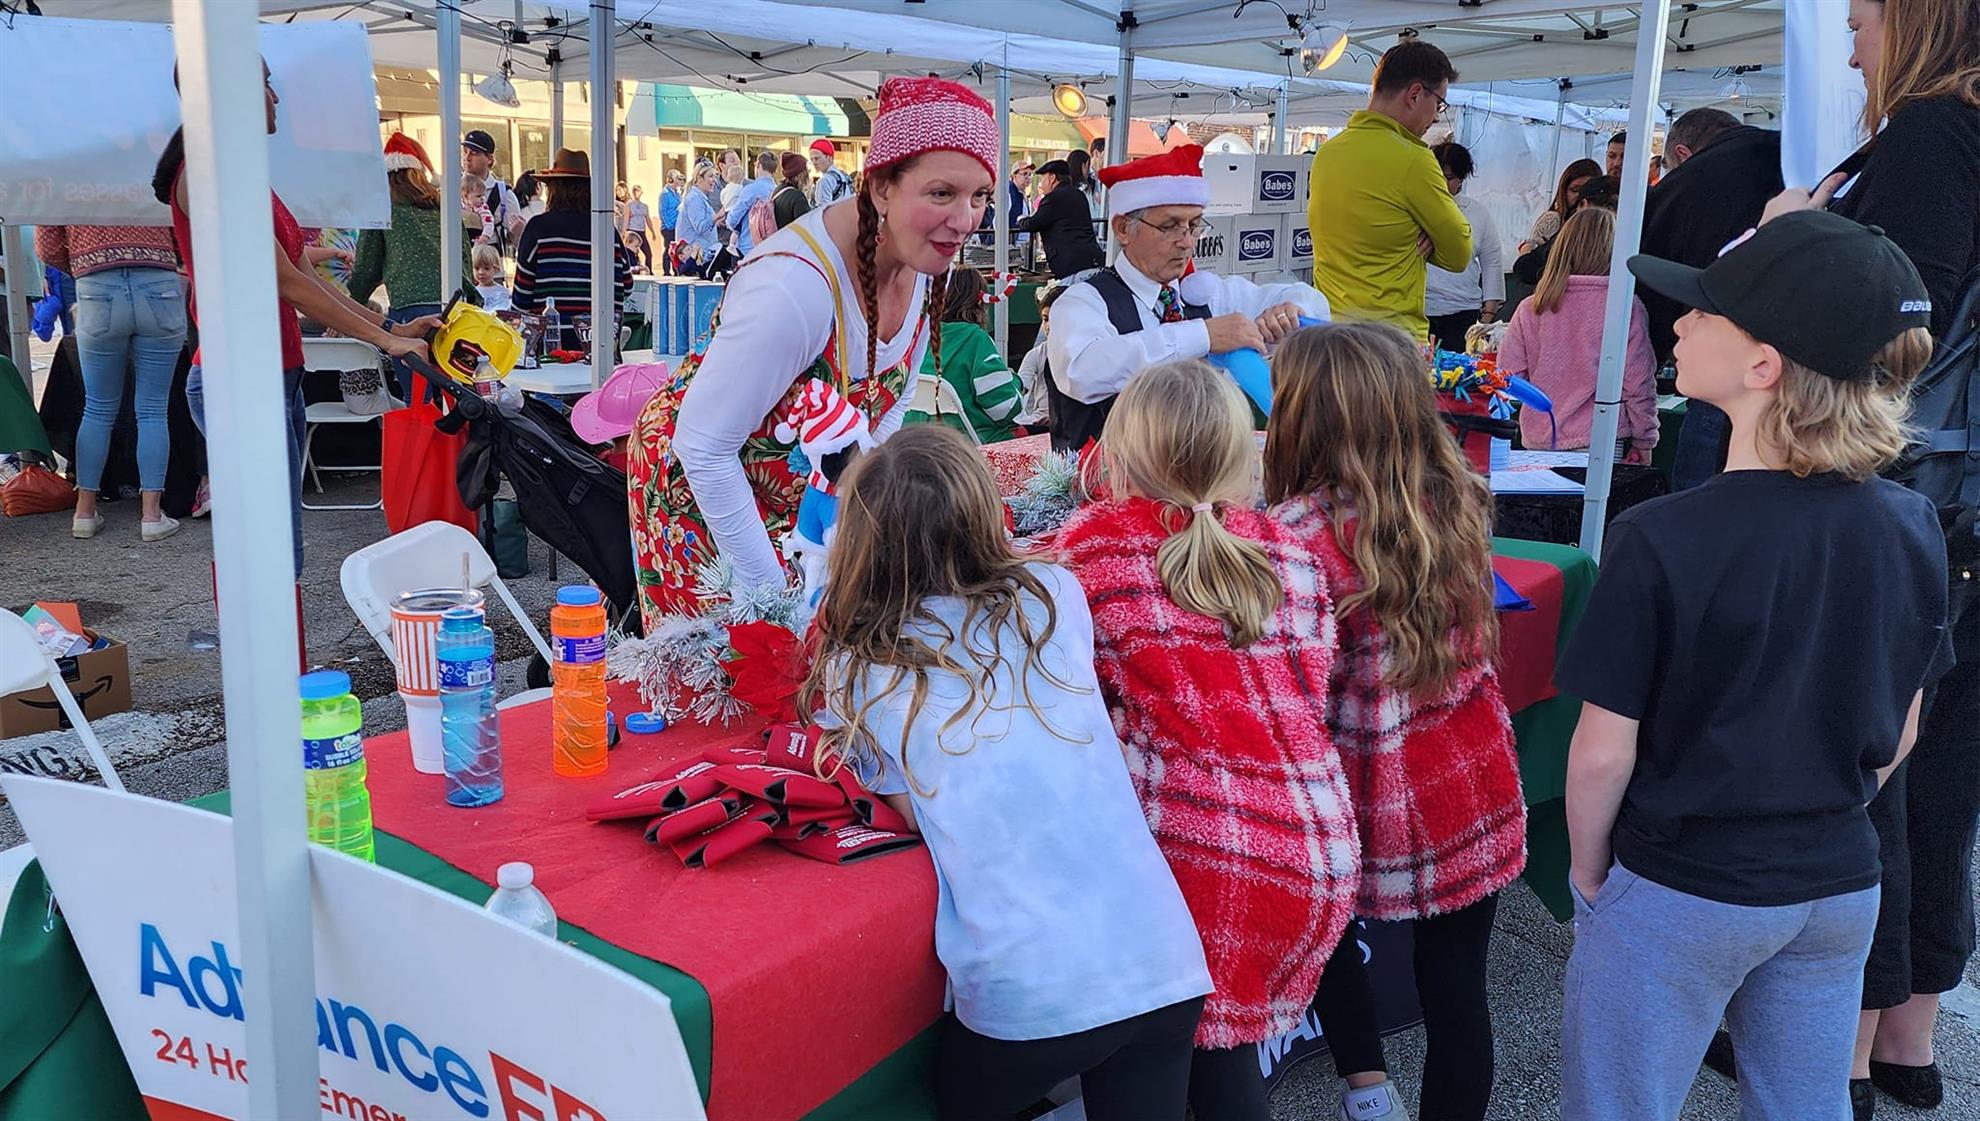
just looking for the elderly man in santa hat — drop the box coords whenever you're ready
[1044,143,1329,451]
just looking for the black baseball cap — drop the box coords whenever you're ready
[1628,210,1931,381]
[461,129,497,156]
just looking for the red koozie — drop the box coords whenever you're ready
[762,723,823,772]
[669,816,775,868]
[702,744,767,767]
[644,794,746,845]
[710,763,846,809]
[780,823,921,865]
[833,766,914,833]
[587,758,726,822]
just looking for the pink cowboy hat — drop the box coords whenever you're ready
[571,362,669,445]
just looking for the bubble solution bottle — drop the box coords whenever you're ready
[300,670,374,862]
[550,585,609,777]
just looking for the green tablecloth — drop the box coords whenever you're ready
[1654,396,1688,484]
[1494,536,1598,922]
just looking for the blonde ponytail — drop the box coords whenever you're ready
[1101,361,1282,647]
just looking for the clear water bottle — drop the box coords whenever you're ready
[300,670,374,862]
[543,297,562,352]
[437,605,503,807]
[484,862,558,938]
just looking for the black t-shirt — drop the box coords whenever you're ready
[1557,471,1954,906]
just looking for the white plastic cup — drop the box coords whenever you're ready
[389,587,486,775]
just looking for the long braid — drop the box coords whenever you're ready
[925,269,950,384]
[855,187,883,385]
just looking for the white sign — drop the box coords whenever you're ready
[1781,1,1868,190]
[4,777,704,1121]
[0,18,390,228]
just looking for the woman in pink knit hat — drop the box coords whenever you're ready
[629,77,999,625]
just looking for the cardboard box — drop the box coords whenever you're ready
[1201,154,1305,215]
[1191,214,1236,274]
[1286,219,1316,271]
[0,629,132,738]
[1231,214,1287,274]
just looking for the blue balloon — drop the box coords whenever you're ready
[1502,374,1554,414]
[1205,315,1328,418]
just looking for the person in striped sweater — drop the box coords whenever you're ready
[905,266,1024,442]
[512,148,633,351]
[1059,359,1361,1121]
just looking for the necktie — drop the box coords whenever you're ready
[1156,286,1183,324]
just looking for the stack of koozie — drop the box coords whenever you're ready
[585,723,919,868]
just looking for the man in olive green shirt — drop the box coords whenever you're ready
[1307,39,1473,341]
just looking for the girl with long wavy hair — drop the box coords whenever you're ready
[1264,322,1524,1121]
[1058,360,1359,1121]
[805,425,1211,1121]
[627,78,994,626]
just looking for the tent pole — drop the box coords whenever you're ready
[1106,2,1135,265]
[169,2,316,1117]
[1276,84,1290,155]
[590,0,617,388]
[995,44,1011,358]
[438,2,463,299]
[0,226,30,383]
[551,61,566,152]
[1546,84,1567,177]
[1578,0,1671,555]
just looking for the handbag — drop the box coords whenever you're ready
[380,395,478,535]
[338,366,393,417]
[1,463,77,516]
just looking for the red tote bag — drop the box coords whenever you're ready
[381,397,478,535]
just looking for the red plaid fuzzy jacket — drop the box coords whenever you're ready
[1060,499,1361,1047]
[1271,496,1526,921]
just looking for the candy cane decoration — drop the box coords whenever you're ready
[979,271,1020,304]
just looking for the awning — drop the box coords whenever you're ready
[1076,116,1169,159]
[630,82,849,137]
[1009,114,1087,154]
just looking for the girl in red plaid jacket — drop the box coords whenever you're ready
[1059,360,1362,1121]
[1264,323,1526,1121]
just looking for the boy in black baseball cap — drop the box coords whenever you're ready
[1554,208,1954,1119]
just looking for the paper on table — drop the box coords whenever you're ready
[1491,469,1585,495]
[1506,450,1590,469]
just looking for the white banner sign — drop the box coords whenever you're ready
[0,17,390,228]
[1781,0,1867,189]
[4,776,705,1121]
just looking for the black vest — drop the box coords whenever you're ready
[1046,268,1211,452]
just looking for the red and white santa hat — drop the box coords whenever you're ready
[383,133,434,175]
[1099,143,1210,216]
[774,378,873,488]
[865,77,999,178]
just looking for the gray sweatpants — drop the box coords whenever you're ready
[1559,862,1879,1121]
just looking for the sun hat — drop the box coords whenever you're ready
[534,148,591,180]
[570,362,669,444]
[865,77,999,178]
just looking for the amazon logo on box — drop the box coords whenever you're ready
[1258,170,1297,203]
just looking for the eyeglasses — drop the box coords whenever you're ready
[1131,215,1214,241]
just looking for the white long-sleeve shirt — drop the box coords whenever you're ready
[1425,194,1506,317]
[671,205,929,590]
[1045,255,1330,405]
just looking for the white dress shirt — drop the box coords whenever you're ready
[1045,255,1330,405]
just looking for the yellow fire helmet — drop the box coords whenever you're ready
[432,298,523,383]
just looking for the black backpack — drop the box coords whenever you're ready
[1886,265,1980,561]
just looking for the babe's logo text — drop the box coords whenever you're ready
[1239,231,1276,261]
[1259,171,1297,202]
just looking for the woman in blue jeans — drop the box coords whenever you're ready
[35,225,188,541]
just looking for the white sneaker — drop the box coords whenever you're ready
[72,512,104,539]
[1341,1081,1411,1120]
[141,515,181,542]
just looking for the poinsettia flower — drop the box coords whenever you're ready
[724,621,806,722]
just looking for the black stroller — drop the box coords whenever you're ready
[405,351,638,676]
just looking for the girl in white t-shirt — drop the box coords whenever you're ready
[807,424,1212,1121]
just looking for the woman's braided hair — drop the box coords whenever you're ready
[853,157,950,384]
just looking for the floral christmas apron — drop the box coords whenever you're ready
[628,224,925,626]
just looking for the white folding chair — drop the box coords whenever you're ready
[301,337,395,512]
[339,521,556,711]
[911,375,984,446]
[0,612,124,792]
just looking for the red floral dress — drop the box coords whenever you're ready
[627,235,924,626]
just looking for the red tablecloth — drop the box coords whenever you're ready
[1491,554,1563,712]
[362,689,945,1121]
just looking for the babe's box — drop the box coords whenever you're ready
[1191,214,1236,274]
[1286,221,1316,270]
[1203,155,1306,215]
[1232,214,1287,274]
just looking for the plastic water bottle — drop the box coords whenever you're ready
[550,585,608,777]
[437,606,503,807]
[484,862,558,938]
[300,670,375,863]
[543,297,562,352]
